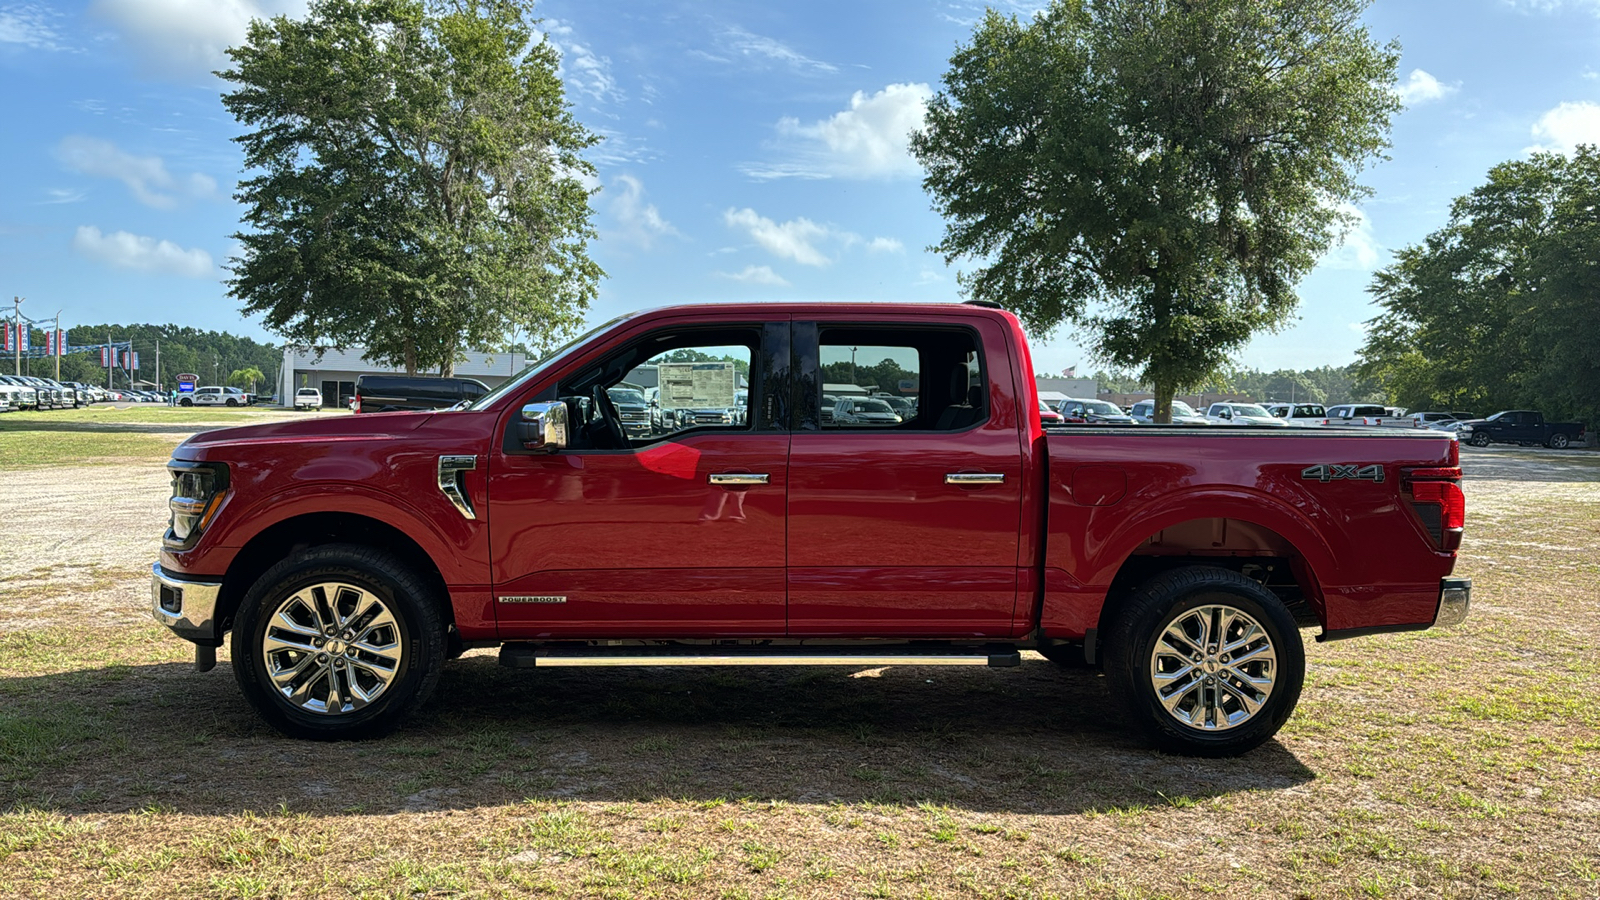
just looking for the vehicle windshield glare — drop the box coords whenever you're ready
[856,399,894,413]
[1170,401,1197,417]
[1083,401,1122,415]
[608,388,646,404]
[1232,404,1272,417]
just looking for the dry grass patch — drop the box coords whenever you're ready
[1,447,1598,898]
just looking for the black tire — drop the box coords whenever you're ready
[1549,433,1570,449]
[180,397,193,407]
[1103,566,1304,757]
[226,398,239,407]
[1469,432,1490,447]
[231,544,445,740]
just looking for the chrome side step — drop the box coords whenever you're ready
[498,644,1022,669]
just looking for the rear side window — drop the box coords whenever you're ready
[814,327,984,432]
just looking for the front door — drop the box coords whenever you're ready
[785,319,1025,637]
[488,320,791,638]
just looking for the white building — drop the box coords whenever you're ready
[280,346,528,408]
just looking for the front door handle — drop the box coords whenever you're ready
[945,472,1005,485]
[709,473,770,485]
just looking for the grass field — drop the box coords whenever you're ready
[0,436,1597,898]
[0,405,325,469]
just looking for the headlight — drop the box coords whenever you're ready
[165,460,230,548]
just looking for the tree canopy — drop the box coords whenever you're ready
[911,0,1400,421]
[1358,148,1600,425]
[222,0,602,376]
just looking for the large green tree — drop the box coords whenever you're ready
[1359,149,1600,424]
[911,0,1400,421]
[223,0,602,376]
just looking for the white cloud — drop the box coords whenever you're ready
[715,265,790,287]
[1503,0,1600,12]
[89,0,306,80]
[866,237,904,254]
[745,83,932,180]
[1527,100,1600,153]
[72,226,215,278]
[56,136,217,208]
[1395,69,1458,105]
[724,208,832,266]
[1323,202,1382,271]
[606,175,679,249]
[41,188,86,205]
[544,19,622,106]
[0,4,69,50]
[716,26,835,73]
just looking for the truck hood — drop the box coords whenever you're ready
[177,410,434,450]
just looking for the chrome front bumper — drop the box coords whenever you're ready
[151,563,224,644]
[1435,577,1471,628]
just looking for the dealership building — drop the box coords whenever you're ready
[279,347,529,408]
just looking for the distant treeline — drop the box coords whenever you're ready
[3,323,282,391]
[1091,365,1383,406]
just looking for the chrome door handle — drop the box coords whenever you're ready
[945,472,1005,485]
[708,473,770,485]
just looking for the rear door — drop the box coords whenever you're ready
[786,317,1025,637]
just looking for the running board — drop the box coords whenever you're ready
[498,644,1022,669]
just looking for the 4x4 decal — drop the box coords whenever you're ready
[1302,464,1385,483]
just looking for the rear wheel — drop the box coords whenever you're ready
[1104,567,1304,757]
[1468,432,1490,447]
[231,544,445,740]
[1549,433,1571,449]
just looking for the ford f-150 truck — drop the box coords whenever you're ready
[152,303,1470,756]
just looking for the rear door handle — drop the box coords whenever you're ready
[945,473,1005,485]
[709,473,770,485]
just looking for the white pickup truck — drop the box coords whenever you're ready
[1265,403,1328,427]
[184,386,251,407]
[1325,403,1412,427]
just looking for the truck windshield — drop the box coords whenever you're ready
[1233,405,1272,417]
[466,313,637,411]
[1083,401,1122,415]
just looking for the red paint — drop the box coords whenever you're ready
[157,302,1463,649]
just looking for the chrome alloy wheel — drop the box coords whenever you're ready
[262,582,404,715]
[1149,604,1277,732]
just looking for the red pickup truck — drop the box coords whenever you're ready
[153,303,1469,756]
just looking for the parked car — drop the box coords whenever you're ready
[1205,402,1289,427]
[1409,411,1477,429]
[1128,399,1209,425]
[605,386,655,439]
[152,301,1471,757]
[353,374,491,414]
[293,387,323,410]
[1324,404,1412,427]
[184,386,251,407]
[1264,403,1328,427]
[0,376,38,409]
[1456,410,1587,449]
[1038,399,1065,426]
[18,376,63,409]
[832,396,903,426]
[1059,398,1137,425]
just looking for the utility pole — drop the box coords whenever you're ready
[107,330,112,390]
[155,339,160,390]
[12,296,22,377]
[53,310,61,382]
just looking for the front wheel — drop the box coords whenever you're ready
[1549,433,1571,449]
[1104,567,1304,757]
[1468,432,1490,447]
[231,544,445,740]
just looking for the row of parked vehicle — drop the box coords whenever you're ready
[0,375,114,410]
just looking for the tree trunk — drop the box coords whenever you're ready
[1153,381,1175,424]
[403,338,416,376]
[440,344,455,378]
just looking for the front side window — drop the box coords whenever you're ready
[553,325,771,451]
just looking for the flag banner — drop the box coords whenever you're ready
[57,332,67,355]
[130,352,139,371]
[19,329,29,352]
[1,325,11,353]
[101,346,111,367]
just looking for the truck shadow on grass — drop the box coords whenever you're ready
[1,654,1314,818]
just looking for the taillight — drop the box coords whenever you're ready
[352,395,361,414]
[1403,467,1464,552]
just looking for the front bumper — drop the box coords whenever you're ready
[151,563,224,645]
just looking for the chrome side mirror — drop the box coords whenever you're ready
[519,401,568,452]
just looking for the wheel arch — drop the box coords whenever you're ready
[1093,511,1333,636]
[215,512,456,650]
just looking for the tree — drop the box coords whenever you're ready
[911,0,1400,422]
[223,0,602,376]
[229,366,267,392]
[1358,149,1600,424]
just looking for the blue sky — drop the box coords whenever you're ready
[4,0,1600,375]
